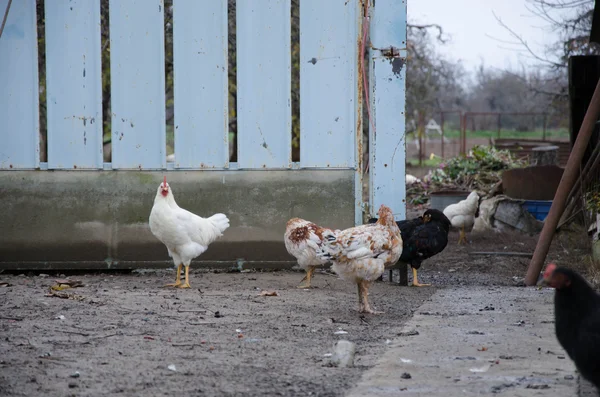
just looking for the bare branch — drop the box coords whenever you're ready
[407,23,447,43]
[492,11,565,68]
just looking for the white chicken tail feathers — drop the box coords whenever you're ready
[208,213,230,234]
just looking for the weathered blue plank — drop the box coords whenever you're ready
[369,0,407,221]
[45,0,103,169]
[300,0,358,168]
[172,0,228,169]
[109,0,166,170]
[236,0,291,169]
[0,0,39,169]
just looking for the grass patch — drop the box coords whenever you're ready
[428,129,569,140]
[407,157,443,168]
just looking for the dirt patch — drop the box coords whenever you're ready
[0,270,434,397]
[0,229,591,397]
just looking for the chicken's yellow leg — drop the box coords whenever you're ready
[360,280,383,314]
[178,265,191,289]
[165,264,182,287]
[356,282,364,312]
[297,266,316,289]
[411,267,431,287]
[458,225,466,245]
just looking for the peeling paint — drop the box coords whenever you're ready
[391,58,405,77]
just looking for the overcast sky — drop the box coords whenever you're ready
[408,0,560,72]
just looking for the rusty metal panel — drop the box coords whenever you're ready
[109,0,166,170]
[0,0,39,170]
[173,0,228,169]
[369,0,407,221]
[45,0,103,170]
[236,0,291,169]
[299,0,358,168]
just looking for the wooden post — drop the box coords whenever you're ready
[497,113,501,138]
[530,145,559,166]
[542,113,547,141]
[419,110,425,166]
[569,56,600,167]
[398,263,408,286]
[460,113,467,155]
[440,112,445,158]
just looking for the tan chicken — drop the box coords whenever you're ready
[317,205,402,314]
[284,218,338,288]
[443,191,479,244]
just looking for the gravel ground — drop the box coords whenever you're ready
[0,228,593,397]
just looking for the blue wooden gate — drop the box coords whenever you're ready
[0,0,406,225]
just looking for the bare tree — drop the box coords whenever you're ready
[405,24,466,133]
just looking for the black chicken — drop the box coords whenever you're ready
[541,264,600,392]
[368,209,451,287]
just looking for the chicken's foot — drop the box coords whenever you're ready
[165,264,183,287]
[297,266,316,289]
[178,265,191,289]
[359,280,383,314]
[411,267,431,287]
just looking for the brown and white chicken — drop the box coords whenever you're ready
[284,218,338,289]
[317,205,403,314]
[149,176,230,288]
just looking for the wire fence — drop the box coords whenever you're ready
[407,110,570,166]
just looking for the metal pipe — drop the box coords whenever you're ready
[525,78,600,285]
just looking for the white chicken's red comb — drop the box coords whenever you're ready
[163,176,167,186]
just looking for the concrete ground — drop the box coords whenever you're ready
[347,286,585,397]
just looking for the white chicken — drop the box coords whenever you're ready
[443,191,479,245]
[149,176,230,288]
[317,205,402,314]
[284,218,338,289]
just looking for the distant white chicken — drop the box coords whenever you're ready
[443,191,480,245]
[406,174,421,185]
[149,176,230,288]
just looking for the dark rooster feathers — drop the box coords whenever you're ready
[368,209,450,269]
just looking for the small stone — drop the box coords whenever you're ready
[70,372,80,378]
[401,372,412,379]
[526,384,550,390]
[564,375,574,380]
[331,340,356,368]
[68,382,78,389]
